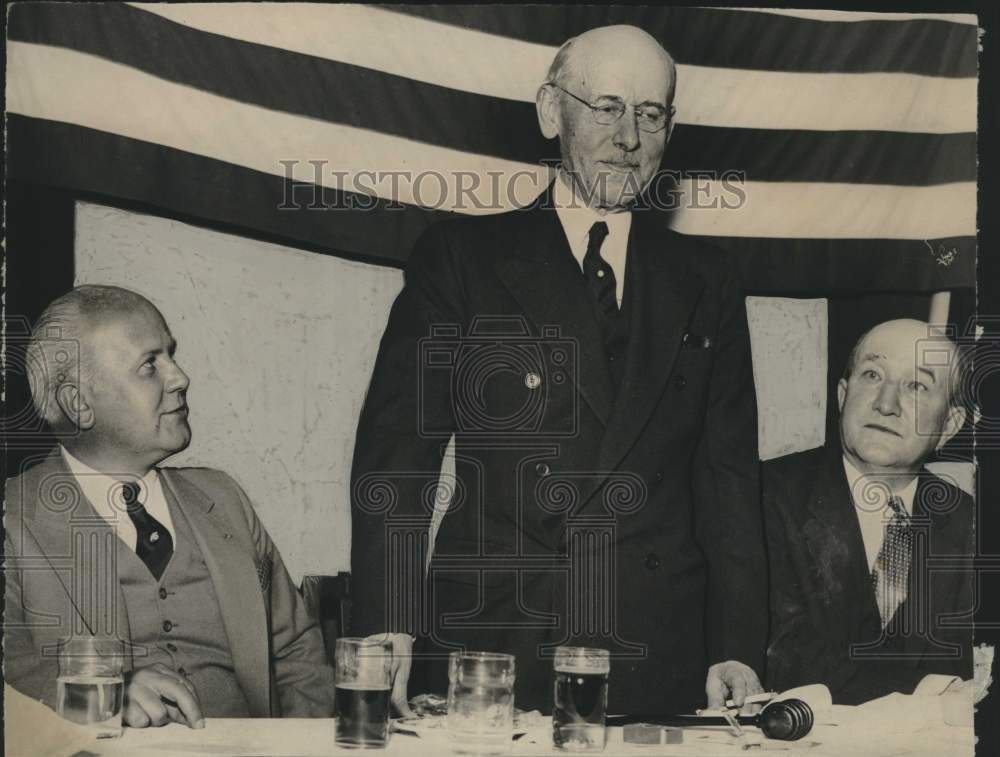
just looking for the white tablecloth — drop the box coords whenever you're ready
[84,711,973,757]
[6,681,973,757]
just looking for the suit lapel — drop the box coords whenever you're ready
[494,192,616,425]
[160,469,272,717]
[897,472,969,658]
[23,451,133,647]
[597,216,703,472]
[800,449,877,628]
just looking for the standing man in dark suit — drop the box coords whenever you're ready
[765,319,974,704]
[350,25,766,716]
[5,285,335,725]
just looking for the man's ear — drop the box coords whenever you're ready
[536,83,561,140]
[837,378,847,414]
[663,114,676,148]
[55,383,95,431]
[936,405,967,451]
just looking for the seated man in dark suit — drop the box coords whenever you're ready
[764,318,974,704]
[5,285,335,726]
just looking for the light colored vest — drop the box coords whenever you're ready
[117,494,251,717]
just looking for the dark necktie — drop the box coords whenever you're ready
[123,482,174,580]
[582,221,617,315]
[871,496,913,628]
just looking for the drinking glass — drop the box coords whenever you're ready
[447,651,516,755]
[552,647,609,751]
[56,636,124,739]
[334,637,393,749]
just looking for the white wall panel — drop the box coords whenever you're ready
[747,296,828,460]
[76,201,403,581]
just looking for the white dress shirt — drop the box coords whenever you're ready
[553,172,631,306]
[843,456,919,571]
[60,446,176,551]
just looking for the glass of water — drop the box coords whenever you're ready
[447,651,516,755]
[56,636,124,738]
[552,647,610,751]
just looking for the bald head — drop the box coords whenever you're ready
[547,25,677,106]
[26,285,162,429]
[843,319,966,407]
[538,25,677,211]
[838,318,967,476]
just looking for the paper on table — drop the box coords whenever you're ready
[816,692,974,757]
[3,684,96,757]
[773,684,834,724]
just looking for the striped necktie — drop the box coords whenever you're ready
[871,496,913,628]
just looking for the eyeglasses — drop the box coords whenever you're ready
[546,82,674,134]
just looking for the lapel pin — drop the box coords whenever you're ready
[525,372,542,389]
[682,333,712,349]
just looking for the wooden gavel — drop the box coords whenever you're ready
[607,698,815,741]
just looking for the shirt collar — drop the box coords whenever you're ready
[553,172,631,248]
[842,455,919,516]
[60,445,159,512]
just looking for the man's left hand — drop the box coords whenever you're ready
[706,661,764,715]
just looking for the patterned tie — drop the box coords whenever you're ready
[871,496,913,628]
[123,482,174,580]
[582,221,617,315]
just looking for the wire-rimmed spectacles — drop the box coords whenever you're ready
[546,81,674,134]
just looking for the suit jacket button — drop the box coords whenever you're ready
[535,462,550,477]
[644,553,661,570]
[158,587,168,600]
[673,375,687,389]
[163,620,173,632]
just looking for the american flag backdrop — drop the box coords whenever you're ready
[6,3,978,294]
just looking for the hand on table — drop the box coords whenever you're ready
[366,633,415,718]
[706,660,764,715]
[124,664,205,728]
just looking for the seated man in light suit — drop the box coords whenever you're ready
[765,319,974,704]
[5,285,335,726]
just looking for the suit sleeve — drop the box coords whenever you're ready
[691,257,768,675]
[3,528,59,710]
[227,475,336,717]
[349,224,465,637]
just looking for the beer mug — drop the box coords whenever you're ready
[447,651,516,755]
[56,636,124,738]
[334,637,393,749]
[552,647,610,751]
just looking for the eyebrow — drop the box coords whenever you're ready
[593,94,666,109]
[916,366,937,383]
[137,338,177,362]
[859,352,886,363]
